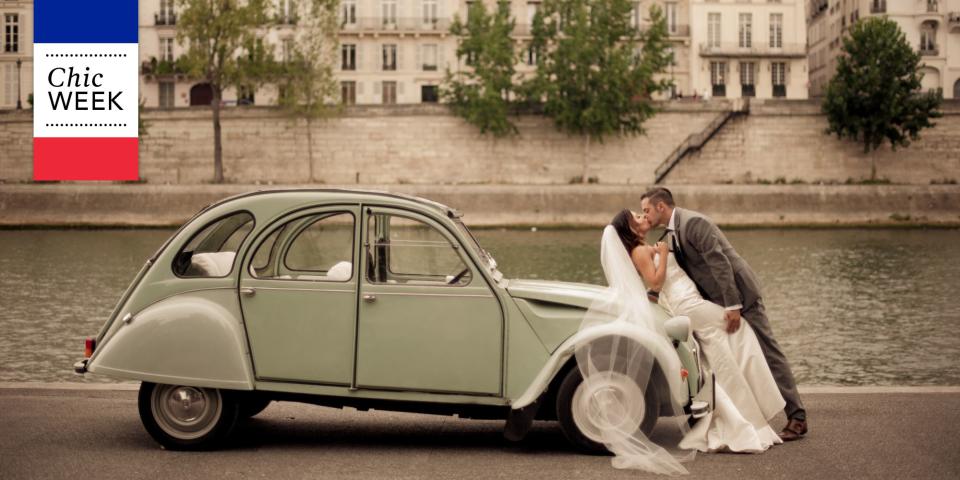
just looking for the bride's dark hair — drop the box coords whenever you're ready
[611,209,643,254]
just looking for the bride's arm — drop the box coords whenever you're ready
[631,243,668,292]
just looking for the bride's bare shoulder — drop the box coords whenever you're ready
[630,245,653,263]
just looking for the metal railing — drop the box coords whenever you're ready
[948,12,960,30]
[155,13,177,26]
[699,42,806,58]
[654,109,740,184]
[919,46,939,56]
[340,17,452,33]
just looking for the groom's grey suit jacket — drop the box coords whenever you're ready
[673,207,762,310]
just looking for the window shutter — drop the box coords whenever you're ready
[397,43,404,70]
[373,81,382,101]
[356,43,363,71]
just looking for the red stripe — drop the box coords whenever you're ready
[34,137,139,181]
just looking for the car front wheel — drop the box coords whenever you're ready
[138,382,239,450]
[556,363,660,454]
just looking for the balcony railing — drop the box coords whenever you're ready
[773,85,786,98]
[340,17,452,33]
[699,42,806,58]
[667,24,691,37]
[870,1,886,14]
[919,46,939,56]
[927,1,939,13]
[155,13,177,26]
[949,12,960,31]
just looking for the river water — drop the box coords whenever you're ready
[1,228,958,386]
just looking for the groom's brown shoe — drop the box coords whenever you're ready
[778,418,808,441]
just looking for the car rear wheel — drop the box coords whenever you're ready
[556,363,660,454]
[138,382,239,450]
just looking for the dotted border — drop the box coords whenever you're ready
[45,54,129,58]
[45,123,129,127]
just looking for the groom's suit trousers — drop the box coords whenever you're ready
[741,299,805,421]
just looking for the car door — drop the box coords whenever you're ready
[355,207,503,395]
[239,206,360,385]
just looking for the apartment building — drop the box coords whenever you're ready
[690,0,809,99]
[0,0,31,109]
[808,0,960,98]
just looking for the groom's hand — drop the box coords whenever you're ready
[724,309,742,333]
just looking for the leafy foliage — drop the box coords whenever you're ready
[273,0,341,119]
[175,0,273,182]
[442,2,518,137]
[822,16,942,178]
[524,1,673,142]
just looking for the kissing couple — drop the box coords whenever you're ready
[578,187,807,474]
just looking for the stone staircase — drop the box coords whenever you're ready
[654,100,748,184]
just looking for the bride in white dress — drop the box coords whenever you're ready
[579,211,785,474]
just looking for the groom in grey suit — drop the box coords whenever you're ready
[640,187,808,441]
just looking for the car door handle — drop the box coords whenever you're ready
[240,287,256,297]
[362,294,376,303]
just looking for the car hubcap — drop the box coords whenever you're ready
[571,371,646,444]
[152,385,222,440]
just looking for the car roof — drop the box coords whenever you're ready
[201,188,460,218]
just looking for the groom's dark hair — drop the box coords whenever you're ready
[642,187,675,207]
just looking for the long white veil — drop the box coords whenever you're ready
[573,225,694,475]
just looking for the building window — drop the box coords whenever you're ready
[707,13,721,48]
[422,85,439,103]
[341,81,356,105]
[421,44,438,71]
[710,61,727,97]
[526,44,538,66]
[278,0,294,24]
[466,1,475,22]
[160,37,175,62]
[159,81,175,108]
[772,62,786,97]
[282,38,294,62]
[382,44,397,71]
[770,13,782,48]
[342,44,356,70]
[157,0,176,25]
[341,0,357,26]
[739,13,752,48]
[382,81,397,104]
[630,3,640,29]
[870,0,886,14]
[920,23,937,54]
[527,2,540,27]
[666,2,678,35]
[382,0,397,27]
[238,85,255,105]
[4,13,19,53]
[739,62,755,97]
[423,0,438,27]
[927,0,938,13]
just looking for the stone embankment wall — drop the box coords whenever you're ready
[665,100,960,185]
[1,100,957,185]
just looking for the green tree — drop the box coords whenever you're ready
[274,0,341,181]
[823,16,942,180]
[442,1,518,137]
[525,1,673,182]
[176,0,272,183]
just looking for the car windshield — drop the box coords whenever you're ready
[454,219,502,282]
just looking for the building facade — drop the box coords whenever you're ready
[0,0,32,109]
[808,0,960,98]
[689,0,809,100]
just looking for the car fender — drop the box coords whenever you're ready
[87,289,254,390]
[511,321,687,409]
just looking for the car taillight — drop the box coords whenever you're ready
[84,337,96,358]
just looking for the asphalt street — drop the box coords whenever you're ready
[1,386,958,479]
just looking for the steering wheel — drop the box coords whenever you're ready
[448,267,471,285]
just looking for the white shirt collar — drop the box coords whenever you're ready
[666,208,677,231]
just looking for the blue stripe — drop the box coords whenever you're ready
[35,1,138,44]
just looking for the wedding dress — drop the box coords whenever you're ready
[575,226,784,476]
[656,251,785,453]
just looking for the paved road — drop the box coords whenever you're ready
[1,386,958,479]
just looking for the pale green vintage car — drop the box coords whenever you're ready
[75,189,711,451]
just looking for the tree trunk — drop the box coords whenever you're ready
[212,86,224,184]
[306,116,315,182]
[581,136,591,184]
[864,136,875,181]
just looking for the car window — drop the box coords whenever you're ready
[251,212,355,282]
[367,213,470,286]
[173,211,254,278]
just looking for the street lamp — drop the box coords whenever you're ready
[16,58,22,110]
